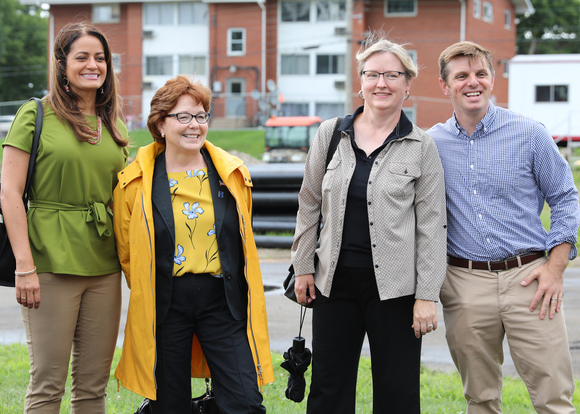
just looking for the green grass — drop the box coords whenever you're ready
[1,344,578,413]
[126,128,265,161]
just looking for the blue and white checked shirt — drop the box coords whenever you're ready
[429,102,580,261]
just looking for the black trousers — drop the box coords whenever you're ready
[150,273,266,414]
[307,265,421,414]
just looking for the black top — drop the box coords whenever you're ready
[338,107,413,268]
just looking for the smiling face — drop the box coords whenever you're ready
[158,94,208,156]
[65,34,106,97]
[360,51,410,114]
[439,55,495,123]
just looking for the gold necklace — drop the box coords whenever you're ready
[87,115,102,145]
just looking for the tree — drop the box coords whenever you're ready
[0,0,48,106]
[516,0,580,54]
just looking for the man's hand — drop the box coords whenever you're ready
[521,244,570,319]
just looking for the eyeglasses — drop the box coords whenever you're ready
[362,71,405,82]
[166,112,211,124]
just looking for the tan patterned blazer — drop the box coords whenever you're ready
[292,117,447,301]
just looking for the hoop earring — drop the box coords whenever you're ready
[63,77,70,93]
[405,91,410,100]
[358,90,364,99]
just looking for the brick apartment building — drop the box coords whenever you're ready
[23,0,533,130]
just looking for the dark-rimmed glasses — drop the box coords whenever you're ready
[166,112,211,124]
[362,71,405,82]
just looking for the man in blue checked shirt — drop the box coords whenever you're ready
[429,41,579,413]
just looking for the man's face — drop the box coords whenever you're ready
[439,56,495,120]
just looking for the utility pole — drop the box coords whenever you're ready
[345,0,353,113]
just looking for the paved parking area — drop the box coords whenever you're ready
[2,248,580,378]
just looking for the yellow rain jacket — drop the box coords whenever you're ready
[113,141,274,399]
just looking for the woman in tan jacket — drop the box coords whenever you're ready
[292,36,447,413]
[113,76,274,413]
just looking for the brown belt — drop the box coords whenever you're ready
[447,251,546,272]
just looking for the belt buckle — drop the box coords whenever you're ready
[487,259,509,272]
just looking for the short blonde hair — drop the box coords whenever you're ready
[438,41,494,83]
[356,35,418,82]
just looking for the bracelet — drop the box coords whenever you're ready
[15,267,37,276]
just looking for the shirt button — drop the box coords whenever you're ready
[478,214,482,219]
[470,140,474,145]
[473,189,477,195]
[486,238,490,243]
[370,222,373,226]
[368,201,371,205]
[470,164,474,170]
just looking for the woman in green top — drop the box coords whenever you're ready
[1,22,128,413]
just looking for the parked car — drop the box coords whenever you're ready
[262,116,322,163]
[0,115,15,138]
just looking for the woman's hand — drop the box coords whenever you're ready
[412,299,437,338]
[16,272,41,309]
[294,273,316,306]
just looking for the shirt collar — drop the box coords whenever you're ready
[343,105,413,140]
[452,101,497,137]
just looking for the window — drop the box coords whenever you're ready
[536,85,568,102]
[281,55,310,75]
[504,9,511,29]
[179,55,206,75]
[316,54,345,74]
[178,3,208,25]
[402,107,416,124]
[317,0,346,21]
[228,28,245,56]
[112,53,121,74]
[281,2,310,22]
[144,3,174,25]
[406,49,417,66]
[473,0,481,19]
[92,4,120,23]
[146,56,173,76]
[483,2,493,23]
[282,102,309,116]
[385,0,417,16]
[315,102,344,120]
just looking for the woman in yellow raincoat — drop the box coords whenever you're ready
[113,75,274,413]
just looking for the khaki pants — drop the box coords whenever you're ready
[21,272,121,414]
[441,258,575,414]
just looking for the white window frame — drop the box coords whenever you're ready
[402,107,416,124]
[144,3,174,26]
[504,9,511,29]
[281,1,311,22]
[281,54,310,75]
[112,53,121,74]
[179,55,206,76]
[473,0,481,19]
[92,3,120,24]
[145,55,173,76]
[316,54,345,74]
[316,0,346,22]
[407,49,417,66]
[535,85,569,103]
[385,0,417,17]
[483,1,493,23]
[227,28,246,56]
